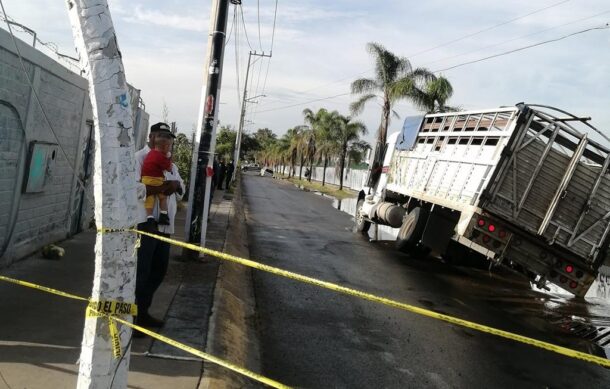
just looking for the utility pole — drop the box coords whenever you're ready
[233,50,270,179]
[66,1,139,388]
[184,0,235,258]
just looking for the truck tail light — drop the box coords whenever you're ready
[498,230,507,238]
[569,281,578,289]
[478,218,486,227]
[488,224,496,233]
[565,264,574,274]
[482,235,491,243]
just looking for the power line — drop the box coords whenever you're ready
[433,23,609,72]
[0,0,90,219]
[239,4,253,50]
[256,22,609,114]
[256,0,263,51]
[258,1,573,104]
[260,0,279,97]
[225,3,236,45]
[420,9,610,69]
[256,92,351,114]
[407,0,572,59]
[233,5,241,109]
[269,0,279,54]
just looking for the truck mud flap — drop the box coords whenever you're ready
[421,208,460,253]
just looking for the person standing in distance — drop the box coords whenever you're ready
[134,122,184,329]
[225,160,235,189]
[217,158,226,190]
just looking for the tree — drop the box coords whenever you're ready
[350,42,434,162]
[284,127,303,178]
[297,127,315,181]
[303,108,331,182]
[254,128,277,151]
[408,75,457,113]
[241,132,261,162]
[335,115,367,190]
[215,125,237,160]
[173,133,194,193]
[346,140,371,169]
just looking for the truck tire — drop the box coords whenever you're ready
[396,207,429,251]
[355,199,371,233]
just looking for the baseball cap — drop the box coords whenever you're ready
[150,122,176,138]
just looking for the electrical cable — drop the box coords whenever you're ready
[258,1,575,106]
[239,4,253,50]
[433,23,609,73]
[0,0,86,193]
[108,333,133,388]
[421,9,610,68]
[259,0,279,97]
[0,367,12,389]
[256,92,351,114]
[256,22,609,114]
[233,5,241,109]
[407,0,572,59]
[257,0,263,51]
[225,3,236,45]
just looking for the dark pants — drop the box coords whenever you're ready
[217,174,225,189]
[136,229,170,314]
[225,173,232,188]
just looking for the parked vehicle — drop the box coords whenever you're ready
[356,103,610,296]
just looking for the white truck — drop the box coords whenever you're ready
[355,103,610,296]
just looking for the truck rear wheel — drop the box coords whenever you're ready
[355,199,371,233]
[396,207,429,251]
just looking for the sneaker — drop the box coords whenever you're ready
[158,213,170,225]
[136,313,164,328]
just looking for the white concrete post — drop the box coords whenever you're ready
[65,1,139,387]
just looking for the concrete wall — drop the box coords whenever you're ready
[0,29,146,267]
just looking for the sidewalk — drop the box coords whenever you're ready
[0,189,232,389]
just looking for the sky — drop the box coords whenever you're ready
[2,0,609,146]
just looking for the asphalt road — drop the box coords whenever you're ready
[243,173,610,388]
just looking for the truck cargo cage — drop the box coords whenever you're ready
[484,104,610,268]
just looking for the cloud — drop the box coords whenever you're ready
[121,5,208,32]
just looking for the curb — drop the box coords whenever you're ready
[199,176,262,388]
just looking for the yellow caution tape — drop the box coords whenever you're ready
[126,228,610,369]
[0,274,289,388]
[110,315,290,389]
[107,314,122,359]
[0,275,137,360]
[87,300,138,317]
[0,275,88,302]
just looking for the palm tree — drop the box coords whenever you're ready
[346,140,371,170]
[350,42,435,162]
[284,127,302,178]
[303,108,330,182]
[335,115,367,190]
[317,110,341,186]
[409,75,456,113]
